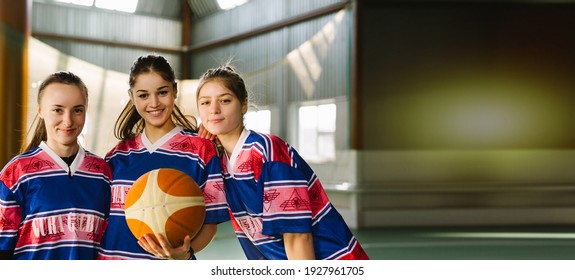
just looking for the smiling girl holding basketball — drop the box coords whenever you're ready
[97,55,228,260]
[0,71,112,259]
[193,65,369,260]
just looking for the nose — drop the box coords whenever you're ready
[150,94,160,107]
[62,111,73,127]
[209,101,220,114]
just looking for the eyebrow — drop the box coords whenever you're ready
[50,104,86,107]
[198,93,233,99]
[135,85,169,94]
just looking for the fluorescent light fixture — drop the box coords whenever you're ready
[55,0,94,6]
[217,0,248,10]
[95,0,138,13]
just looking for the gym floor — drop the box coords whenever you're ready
[197,222,575,260]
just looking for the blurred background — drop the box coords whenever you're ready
[2,0,575,259]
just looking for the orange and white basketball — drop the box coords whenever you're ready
[124,168,205,247]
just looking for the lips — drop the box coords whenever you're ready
[147,108,164,117]
[209,118,224,124]
[58,128,76,135]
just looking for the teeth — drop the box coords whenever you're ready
[149,109,162,116]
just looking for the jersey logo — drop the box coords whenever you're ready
[170,138,197,153]
[25,158,55,172]
[44,231,66,241]
[236,151,262,180]
[279,189,310,211]
[28,214,106,242]
[203,191,217,204]
[236,215,263,242]
[213,181,225,192]
[236,158,254,173]
[1,168,16,186]
[111,185,130,209]
[309,186,325,205]
[263,190,281,212]
[204,180,225,206]
[84,158,104,172]
[117,138,141,151]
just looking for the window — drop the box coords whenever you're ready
[95,0,138,13]
[55,0,94,6]
[54,0,138,13]
[244,110,271,134]
[298,104,336,162]
[216,0,248,10]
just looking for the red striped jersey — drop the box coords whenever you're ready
[0,142,111,260]
[98,126,228,260]
[222,129,369,260]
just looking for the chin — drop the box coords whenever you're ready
[147,118,169,128]
[206,126,226,135]
[58,140,78,146]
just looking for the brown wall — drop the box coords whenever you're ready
[0,0,30,166]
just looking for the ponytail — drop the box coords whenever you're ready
[21,115,47,153]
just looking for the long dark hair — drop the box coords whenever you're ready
[114,54,197,140]
[21,71,88,153]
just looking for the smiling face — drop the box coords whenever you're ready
[130,71,177,132]
[197,80,247,139]
[38,82,87,154]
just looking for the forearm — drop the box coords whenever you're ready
[283,232,315,260]
[190,223,217,253]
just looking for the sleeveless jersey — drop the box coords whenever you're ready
[0,142,112,260]
[222,129,369,260]
[98,126,229,260]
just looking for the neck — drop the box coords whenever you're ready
[144,122,176,143]
[218,127,244,157]
[45,140,79,158]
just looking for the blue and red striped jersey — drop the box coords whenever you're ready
[98,126,228,260]
[222,129,369,260]
[0,142,111,260]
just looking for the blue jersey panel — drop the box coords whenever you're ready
[99,127,228,260]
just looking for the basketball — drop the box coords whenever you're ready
[124,168,206,247]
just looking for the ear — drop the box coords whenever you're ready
[37,106,43,119]
[242,102,248,115]
[128,89,134,102]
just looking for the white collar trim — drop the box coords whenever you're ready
[141,126,183,153]
[227,128,250,174]
[39,141,85,176]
